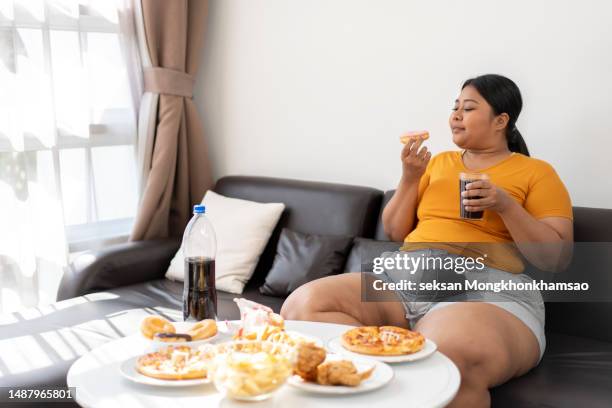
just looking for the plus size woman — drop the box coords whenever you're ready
[281,74,573,407]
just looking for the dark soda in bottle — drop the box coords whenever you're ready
[182,205,217,321]
[184,257,217,321]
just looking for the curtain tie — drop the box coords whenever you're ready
[143,67,194,98]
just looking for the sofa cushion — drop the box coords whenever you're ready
[491,331,612,408]
[165,190,285,294]
[374,190,395,241]
[260,228,353,296]
[573,206,612,242]
[112,278,284,320]
[344,237,402,272]
[546,301,612,344]
[214,176,382,287]
[541,207,612,342]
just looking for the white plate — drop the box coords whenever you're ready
[327,337,437,363]
[283,331,324,347]
[287,354,393,395]
[119,356,211,387]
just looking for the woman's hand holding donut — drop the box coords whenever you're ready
[462,179,514,214]
[401,137,431,184]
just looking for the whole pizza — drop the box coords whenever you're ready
[136,345,212,380]
[341,326,426,356]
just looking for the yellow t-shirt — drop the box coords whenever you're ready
[401,151,573,273]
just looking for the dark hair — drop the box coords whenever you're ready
[461,74,530,156]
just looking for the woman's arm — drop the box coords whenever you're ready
[382,138,431,241]
[463,180,573,271]
[382,178,420,241]
[498,202,573,271]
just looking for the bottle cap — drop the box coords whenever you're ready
[193,204,206,214]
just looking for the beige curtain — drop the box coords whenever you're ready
[130,0,213,241]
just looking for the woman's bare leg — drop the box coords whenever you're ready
[280,272,408,328]
[414,303,541,408]
[282,275,540,407]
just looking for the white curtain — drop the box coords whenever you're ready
[127,0,155,199]
[117,0,156,205]
[0,0,139,313]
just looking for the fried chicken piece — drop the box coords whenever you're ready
[295,343,326,382]
[316,360,375,387]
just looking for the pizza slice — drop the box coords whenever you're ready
[341,326,425,356]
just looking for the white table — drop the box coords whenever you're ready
[67,320,460,408]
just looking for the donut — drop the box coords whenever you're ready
[400,131,429,144]
[141,316,175,340]
[186,319,217,340]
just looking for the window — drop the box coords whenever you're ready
[0,0,138,252]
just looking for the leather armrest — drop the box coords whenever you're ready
[57,239,181,301]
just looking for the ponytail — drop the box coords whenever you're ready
[507,126,530,156]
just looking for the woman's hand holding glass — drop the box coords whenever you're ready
[461,179,513,214]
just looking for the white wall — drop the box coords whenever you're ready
[195,0,612,208]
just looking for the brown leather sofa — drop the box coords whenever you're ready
[2,176,611,407]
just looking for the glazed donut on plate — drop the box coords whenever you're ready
[141,316,175,340]
[187,319,217,340]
